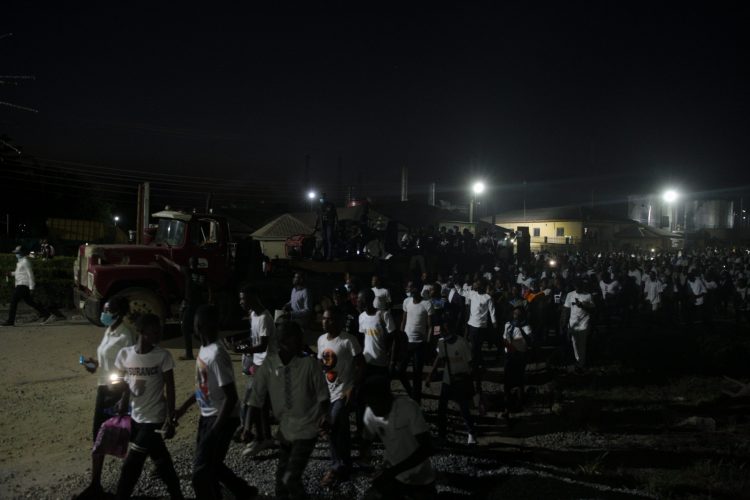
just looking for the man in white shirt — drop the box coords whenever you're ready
[283,272,311,329]
[643,271,665,312]
[3,246,52,326]
[175,305,257,499]
[464,278,497,368]
[371,274,392,313]
[563,279,596,371]
[687,272,708,325]
[361,376,436,499]
[250,322,330,500]
[398,281,433,404]
[356,288,397,443]
[317,307,364,486]
[235,287,276,456]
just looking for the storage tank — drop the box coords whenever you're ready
[690,200,734,230]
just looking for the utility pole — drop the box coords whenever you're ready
[401,166,408,202]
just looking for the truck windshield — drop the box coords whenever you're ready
[154,219,187,246]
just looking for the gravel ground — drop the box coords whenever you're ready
[0,309,656,499]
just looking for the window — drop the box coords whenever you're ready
[155,219,187,246]
[556,227,565,237]
[193,218,221,246]
[533,228,540,237]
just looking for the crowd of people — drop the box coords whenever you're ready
[70,239,750,499]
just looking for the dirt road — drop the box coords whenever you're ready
[0,318,205,498]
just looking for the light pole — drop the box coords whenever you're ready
[469,181,485,224]
[662,189,678,231]
[113,215,120,227]
[307,190,317,212]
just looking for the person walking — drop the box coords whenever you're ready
[502,305,532,416]
[234,287,275,456]
[398,281,433,404]
[317,306,364,487]
[249,321,330,500]
[425,326,477,445]
[3,246,53,326]
[113,314,182,500]
[563,278,596,373]
[73,297,135,500]
[361,376,437,500]
[156,255,207,360]
[174,305,258,500]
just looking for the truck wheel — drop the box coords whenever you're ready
[112,287,166,327]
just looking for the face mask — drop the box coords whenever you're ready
[406,291,412,297]
[100,312,116,326]
[16,254,22,261]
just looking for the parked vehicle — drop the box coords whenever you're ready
[73,210,237,325]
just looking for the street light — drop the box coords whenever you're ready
[662,189,678,203]
[469,180,485,223]
[307,190,317,212]
[662,189,679,232]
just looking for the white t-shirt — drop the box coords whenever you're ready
[643,278,665,310]
[402,297,433,343]
[503,322,532,353]
[250,353,329,441]
[250,310,275,366]
[465,290,496,328]
[628,269,643,287]
[358,310,396,367]
[114,346,175,424]
[599,280,620,299]
[688,278,708,305]
[317,333,362,402]
[196,342,239,418]
[372,287,392,311]
[564,291,593,331]
[96,323,135,386]
[436,336,472,384]
[363,397,436,485]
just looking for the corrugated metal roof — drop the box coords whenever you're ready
[251,213,315,239]
[486,205,630,223]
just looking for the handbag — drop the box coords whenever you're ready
[92,415,131,458]
[443,340,474,401]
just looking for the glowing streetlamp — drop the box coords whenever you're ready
[662,189,678,203]
[469,180,486,224]
[662,189,679,232]
[306,190,317,212]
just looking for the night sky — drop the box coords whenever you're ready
[2,3,749,214]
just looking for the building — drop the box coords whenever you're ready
[484,206,636,251]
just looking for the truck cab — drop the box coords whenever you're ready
[73,210,234,325]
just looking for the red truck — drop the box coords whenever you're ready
[73,210,237,326]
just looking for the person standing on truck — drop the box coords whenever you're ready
[2,246,54,326]
[318,193,338,261]
[283,272,311,330]
[156,255,207,361]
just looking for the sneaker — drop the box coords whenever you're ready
[242,438,274,457]
[42,315,59,325]
[467,433,477,445]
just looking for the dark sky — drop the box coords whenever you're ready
[3,3,749,213]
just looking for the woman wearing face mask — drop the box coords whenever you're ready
[74,296,135,499]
